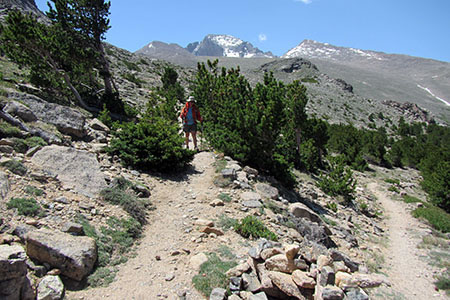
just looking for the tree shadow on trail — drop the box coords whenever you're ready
[146,161,203,183]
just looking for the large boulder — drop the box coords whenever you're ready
[0,244,28,299]
[8,92,86,138]
[31,145,107,198]
[26,228,97,281]
[3,100,38,122]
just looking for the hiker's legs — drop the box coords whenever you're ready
[192,131,197,149]
[184,131,190,149]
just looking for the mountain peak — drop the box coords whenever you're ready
[186,34,274,58]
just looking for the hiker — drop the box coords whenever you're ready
[180,96,202,150]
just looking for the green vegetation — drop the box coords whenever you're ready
[214,159,228,173]
[0,1,124,113]
[412,205,450,233]
[192,252,237,297]
[318,155,356,201]
[216,214,238,231]
[78,214,141,287]
[24,185,44,197]
[218,193,232,203]
[384,178,400,185]
[234,215,277,241]
[100,177,151,225]
[11,136,47,153]
[0,120,22,137]
[402,194,423,204]
[1,159,27,176]
[193,60,328,186]
[122,73,145,87]
[7,197,41,216]
[325,202,338,212]
[122,60,142,72]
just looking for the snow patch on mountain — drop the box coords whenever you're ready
[417,85,450,106]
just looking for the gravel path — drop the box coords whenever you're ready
[368,182,445,299]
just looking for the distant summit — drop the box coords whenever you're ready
[283,39,386,61]
[186,34,274,58]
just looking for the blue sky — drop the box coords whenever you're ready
[35,0,450,62]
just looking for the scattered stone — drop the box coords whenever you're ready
[221,168,237,180]
[210,199,225,207]
[268,271,305,299]
[249,292,268,300]
[289,203,321,224]
[320,285,345,300]
[260,247,284,261]
[265,254,299,274]
[165,273,175,281]
[61,222,84,235]
[243,166,258,176]
[242,271,261,292]
[210,287,227,300]
[0,172,9,200]
[319,266,335,286]
[292,270,316,289]
[54,197,69,204]
[229,276,242,293]
[194,219,214,227]
[189,253,208,271]
[329,249,359,272]
[242,200,263,208]
[284,244,300,260]
[255,183,279,200]
[37,275,64,300]
[199,226,224,236]
[345,288,369,300]
[226,262,251,277]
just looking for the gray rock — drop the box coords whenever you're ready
[329,249,359,272]
[88,118,110,132]
[345,288,369,300]
[321,285,344,300]
[242,271,262,292]
[0,244,27,299]
[248,238,280,259]
[3,100,38,122]
[221,168,237,179]
[61,222,84,235]
[0,171,10,200]
[37,275,64,300]
[210,287,227,300]
[26,228,97,281]
[229,276,242,293]
[31,145,107,198]
[243,166,258,176]
[242,200,263,208]
[255,183,279,200]
[13,224,37,242]
[0,145,14,153]
[241,191,262,202]
[319,266,335,286]
[0,244,27,281]
[289,202,321,224]
[250,292,268,300]
[9,92,86,138]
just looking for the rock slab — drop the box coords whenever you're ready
[26,228,97,281]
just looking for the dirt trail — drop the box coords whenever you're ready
[68,151,226,300]
[368,182,444,299]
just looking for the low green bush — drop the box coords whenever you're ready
[413,205,450,233]
[234,215,277,241]
[192,252,237,297]
[216,214,238,231]
[7,197,41,216]
[107,116,194,173]
[218,193,232,203]
[318,155,356,201]
[24,185,44,197]
[100,177,150,225]
[402,194,423,203]
[0,120,22,138]
[1,159,27,176]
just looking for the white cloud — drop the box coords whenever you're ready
[295,0,312,4]
[259,33,267,42]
